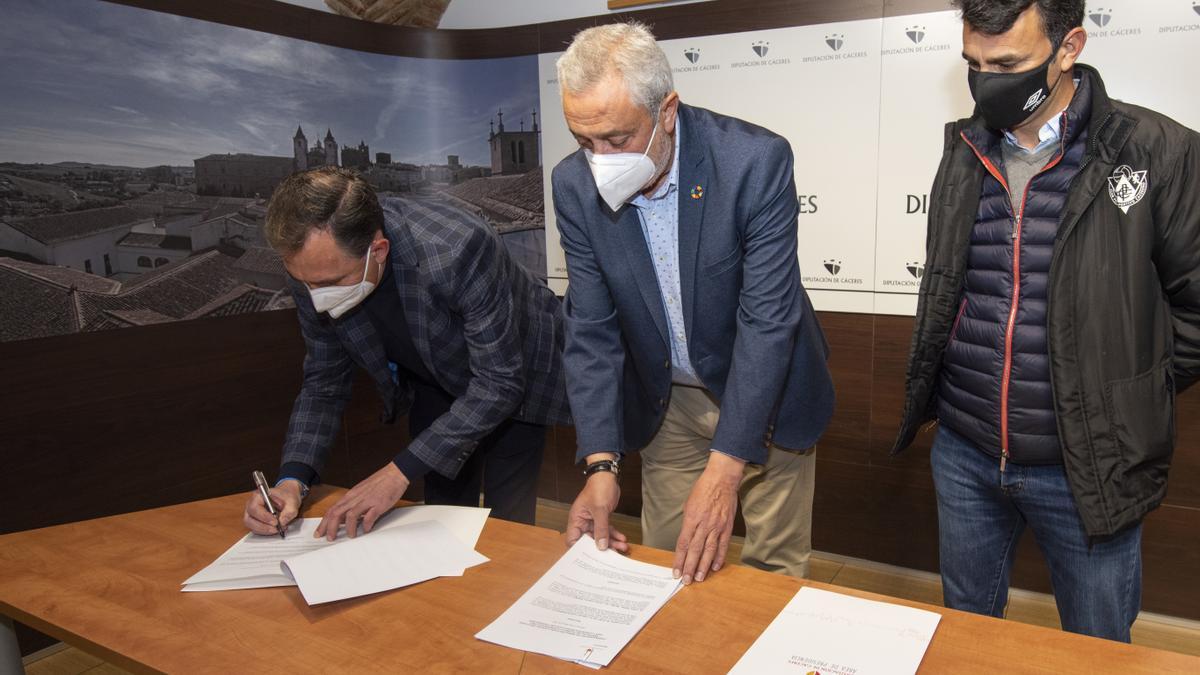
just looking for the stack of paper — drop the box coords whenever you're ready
[183,504,491,605]
[476,535,682,669]
[728,586,941,675]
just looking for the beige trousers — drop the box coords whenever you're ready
[638,385,816,578]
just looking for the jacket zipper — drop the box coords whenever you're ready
[1072,111,1114,177]
[960,116,1068,473]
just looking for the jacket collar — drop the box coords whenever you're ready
[377,200,438,379]
[382,200,420,268]
[601,104,708,348]
[675,104,710,344]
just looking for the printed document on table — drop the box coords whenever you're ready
[475,535,682,668]
[728,586,941,675]
[182,504,489,592]
[183,517,329,590]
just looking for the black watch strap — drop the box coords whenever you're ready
[583,459,620,478]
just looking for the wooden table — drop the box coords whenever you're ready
[1,488,1197,674]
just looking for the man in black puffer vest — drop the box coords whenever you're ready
[894,0,1200,642]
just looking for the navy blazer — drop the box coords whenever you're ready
[551,104,834,464]
[281,197,571,480]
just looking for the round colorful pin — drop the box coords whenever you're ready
[690,185,704,199]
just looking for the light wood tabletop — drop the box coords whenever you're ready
[1,487,1197,674]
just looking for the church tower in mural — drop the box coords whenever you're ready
[293,126,308,171]
[324,129,339,167]
[488,108,540,175]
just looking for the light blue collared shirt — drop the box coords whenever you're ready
[1003,113,1064,154]
[630,117,702,387]
[1002,80,1079,154]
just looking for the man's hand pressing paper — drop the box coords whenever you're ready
[673,451,744,584]
[316,462,409,541]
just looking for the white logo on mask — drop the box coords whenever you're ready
[308,252,378,319]
[1023,88,1047,112]
[585,120,661,212]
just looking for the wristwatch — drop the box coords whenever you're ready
[583,457,620,479]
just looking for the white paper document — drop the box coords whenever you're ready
[475,535,683,668]
[728,586,941,675]
[282,519,488,604]
[182,504,490,603]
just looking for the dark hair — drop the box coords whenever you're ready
[951,0,1084,49]
[264,166,383,257]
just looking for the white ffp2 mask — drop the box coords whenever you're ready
[308,253,378,319]
[584,121,660,211]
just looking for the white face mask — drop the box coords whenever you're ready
[584,118,661,212]
[307,252,378,319]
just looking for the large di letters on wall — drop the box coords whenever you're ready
[539,0,1200,316]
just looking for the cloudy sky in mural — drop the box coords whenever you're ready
[0,0,539,168]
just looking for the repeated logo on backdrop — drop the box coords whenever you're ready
[1086,5,1142,37]
[540,4,1199,315]
[675,47,719,73]
[882,23,953,56]
[802,33,868,62]
[1160,0,1200,32]
[1089,7,1113,27]
[731,40,790,68]
[803,257,866,288]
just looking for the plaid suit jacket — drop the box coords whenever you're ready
[281,196,570,480]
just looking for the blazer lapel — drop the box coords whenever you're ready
[676,106,709,342]
[335,311,394,396]
[384,214,440,381]
[610,203,670,346]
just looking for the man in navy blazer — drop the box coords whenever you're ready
[242,167,570,539]
[554,22,834,583]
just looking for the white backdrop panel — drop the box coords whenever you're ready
[540,3,1200,316]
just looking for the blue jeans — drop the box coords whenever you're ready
[930,425,1142,642]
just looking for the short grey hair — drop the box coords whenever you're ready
[556,21,674,115]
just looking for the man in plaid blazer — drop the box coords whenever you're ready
[243,167,570,539]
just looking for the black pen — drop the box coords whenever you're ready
[252,470,286,539]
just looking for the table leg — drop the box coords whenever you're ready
[0,615,22,675]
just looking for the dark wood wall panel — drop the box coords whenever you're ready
[0,310,306,535]
[1166,380,1200,509]
[884,0,961,17]
[100,0,957,60]
[537,0,883,55]
[816,314,874,467]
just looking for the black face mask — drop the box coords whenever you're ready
[967,51,1062,131]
